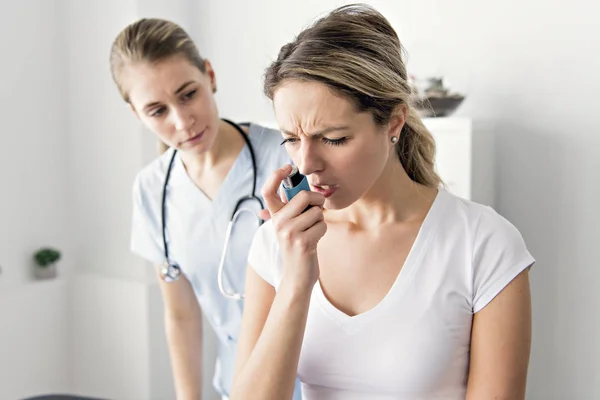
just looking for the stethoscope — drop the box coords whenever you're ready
[159,119,264,301]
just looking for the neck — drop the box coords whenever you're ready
[179,119,243,175]
[327,155,438,229]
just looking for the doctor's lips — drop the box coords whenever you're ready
[181,128,206,145]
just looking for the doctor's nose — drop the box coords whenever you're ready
[297,140,324,176]
[172,107,195,131]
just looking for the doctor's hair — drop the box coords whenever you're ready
[263,4,441,188]
[109,18,206,104]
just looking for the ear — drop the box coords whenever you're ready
[387,103,408,138]
[203,59,217,93]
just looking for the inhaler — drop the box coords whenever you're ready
[282,165,311,203]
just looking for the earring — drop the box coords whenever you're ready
[390,136,398,144]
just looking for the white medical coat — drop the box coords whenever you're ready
[130,123,291,397]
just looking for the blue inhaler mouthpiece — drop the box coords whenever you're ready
[282,165,311,201]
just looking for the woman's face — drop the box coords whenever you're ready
[273,80,401,210]
[123,55,220,155]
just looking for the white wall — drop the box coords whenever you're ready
[70,275,151,399]
[193,0,600,398]
[0,0,70,288]
[65,0,147,282]
[0,1,70,398]
[0,280,69,399]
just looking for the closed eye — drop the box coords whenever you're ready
[150,107,166,117]
[323,137,347,146]
[182,90,197,101]
[280,137,348,146]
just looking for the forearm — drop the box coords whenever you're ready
[231,279,311,400]
[165,315,204,400]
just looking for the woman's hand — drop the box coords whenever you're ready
[261,164,327,291]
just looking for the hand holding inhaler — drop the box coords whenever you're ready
[261,165,327,290]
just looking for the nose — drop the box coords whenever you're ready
[171,106,195,132]
[297,139,323,176]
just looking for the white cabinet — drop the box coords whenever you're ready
[423,117,494,206]
[423,117,473,200]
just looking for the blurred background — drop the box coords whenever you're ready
[0,0,598,399]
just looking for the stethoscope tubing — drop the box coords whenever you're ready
[159,119,263,301]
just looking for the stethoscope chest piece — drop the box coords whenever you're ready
[160,261,181,283]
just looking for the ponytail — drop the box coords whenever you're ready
[395,107,442,188]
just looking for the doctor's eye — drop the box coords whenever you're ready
[150,107,167,117]
[280,138,298,146]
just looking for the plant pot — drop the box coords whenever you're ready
[34,264,57,280]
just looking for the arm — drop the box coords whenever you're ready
[231,164,326,399]
[466,268,532,400]
[231,266,311,400]
[155,265,204,400]
[233,266,275,381]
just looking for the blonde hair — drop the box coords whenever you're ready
[264,4,441,188]
[110,18,205,154]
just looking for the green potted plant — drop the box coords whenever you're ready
[33,247,61,279]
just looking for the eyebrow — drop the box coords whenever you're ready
[281,125,351,137]
[142,80,197,111]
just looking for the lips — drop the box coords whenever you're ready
[183,129,205,144]
[311,183,338,198]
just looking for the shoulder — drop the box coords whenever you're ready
[133,148,175,197]
[132,148,177,217]
[435,190,525,247]
[129,149,177,263]
[448,193,530,260]
[247,122,282,145]
[470,201,535,279]
[247,219,281,288]
[473,204,526,250]
[438,191,535,312]
[255,219,278,245]
[247,122,291,170]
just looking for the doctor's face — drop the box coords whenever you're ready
[273,80,397,210]
[122,55,220,155]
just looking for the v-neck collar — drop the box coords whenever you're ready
[173,124,254,212]
[313,189,450,333]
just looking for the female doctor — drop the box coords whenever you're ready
[109,18,301,400]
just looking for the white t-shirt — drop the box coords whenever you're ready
[248,189,535,400]
[130,123,290,397]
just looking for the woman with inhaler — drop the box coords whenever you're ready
[232,4,534,400]
[109,18,302,400]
